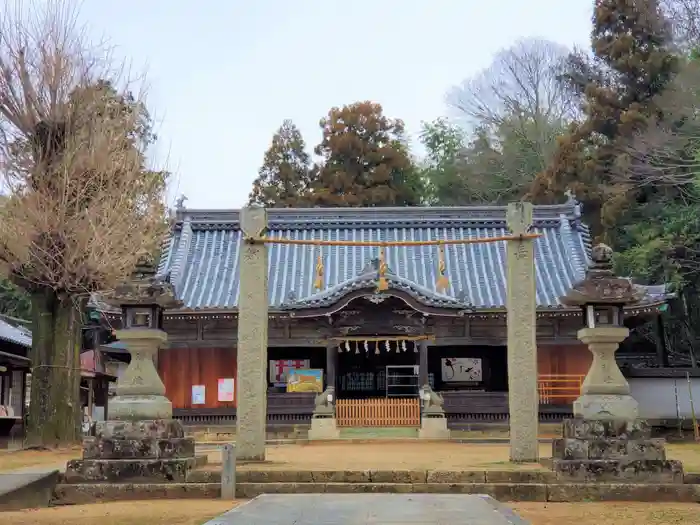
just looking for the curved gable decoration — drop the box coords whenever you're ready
[279,268,469,316]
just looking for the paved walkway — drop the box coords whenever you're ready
[204,494,530,524]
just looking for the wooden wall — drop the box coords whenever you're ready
[158,343,593,409]
[537,344,591,377]
[159,347,237,409]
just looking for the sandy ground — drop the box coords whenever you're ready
[3,442,700,473]
[0,448,81,472]
[0,500,241,525]
[513,502,700,525]
[201,442,700,472]
[2,501,700,525]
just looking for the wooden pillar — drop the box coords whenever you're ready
[326,343,337,390]
[506,202,539,462]
[419,340,429,386]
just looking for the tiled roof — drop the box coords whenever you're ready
[158,200,620,311]
[0,318,31,348]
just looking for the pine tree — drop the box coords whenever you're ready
[249,120,312,207]
[310,101,423,207]
[530,0,678,239]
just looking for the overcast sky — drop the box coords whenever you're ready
[74,0,593,208]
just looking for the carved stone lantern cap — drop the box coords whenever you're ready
[559,243,646,308]
[106,254,183,310]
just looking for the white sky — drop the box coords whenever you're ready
[72,0,593,208]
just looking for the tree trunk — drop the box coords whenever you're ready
[25,290,83,448]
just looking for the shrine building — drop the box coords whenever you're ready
[103,199,668,429]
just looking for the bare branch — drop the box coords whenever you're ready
[0,1,168,295]
[662,0,700,50]
[447,38,579,132]
[623,57,700,189]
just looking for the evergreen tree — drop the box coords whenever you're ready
[310,101,423,207]
[530,0,678,239]
[249,120,312,207]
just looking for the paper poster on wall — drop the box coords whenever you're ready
[191,385,206,405]
[269,359,311,385]
[441,358,483,383]
[217,378,235,402]
[286,369,323,393]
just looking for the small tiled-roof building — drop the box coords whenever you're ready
[146,199,668,427]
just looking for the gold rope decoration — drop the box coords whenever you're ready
[376,247,389,291]
[313,248,324,290]
[436,242,449,293]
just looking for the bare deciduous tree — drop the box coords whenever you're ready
[624,57,700,190]
[662,0,700,50]
[0,2,168,446]
[447,38,579,132]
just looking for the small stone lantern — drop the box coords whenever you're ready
[65,257,197,484]
[559,243,645,420]
[107,257,182,421]
[552,244,683,483]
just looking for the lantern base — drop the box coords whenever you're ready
[573,393,638,421]
[550,417,684,483]
[108,394,173,421]
[65,418,197,483]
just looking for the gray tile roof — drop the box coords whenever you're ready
[158,200,618,311]
[0,318,31,348]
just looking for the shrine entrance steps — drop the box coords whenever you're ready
[52,468,700,505]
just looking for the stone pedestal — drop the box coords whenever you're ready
[574,326,639,420]
[66,419,197,483]
[550,327,683,483]
[308,417,340,440]
[551,418,683,483]
[65,329,196,483]
[108,329,172,420]
[418,416,450,439]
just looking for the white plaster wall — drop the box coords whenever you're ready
[630,377,700,420]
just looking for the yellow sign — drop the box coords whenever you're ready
[286,369,323,393]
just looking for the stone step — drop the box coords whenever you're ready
[186,469,558,484]
[51,481,700,505]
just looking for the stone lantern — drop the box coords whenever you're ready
[65,257,197,483]
[107,257,181,421]
[559,243,645,420]
[552,244,683,483]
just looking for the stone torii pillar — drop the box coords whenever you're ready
[236,207,269,461]
[505,202,539,462]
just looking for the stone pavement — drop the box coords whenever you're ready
[204,493,530,524]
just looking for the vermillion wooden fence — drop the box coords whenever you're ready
[538,374,585,404]
[336,397,421,427]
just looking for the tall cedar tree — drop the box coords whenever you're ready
[529,0,678,239]
[249,120,312,207]
[310,101,421,207]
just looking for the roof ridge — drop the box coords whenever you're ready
[174,201,581,230]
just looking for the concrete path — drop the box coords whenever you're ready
[204,494,531,524]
